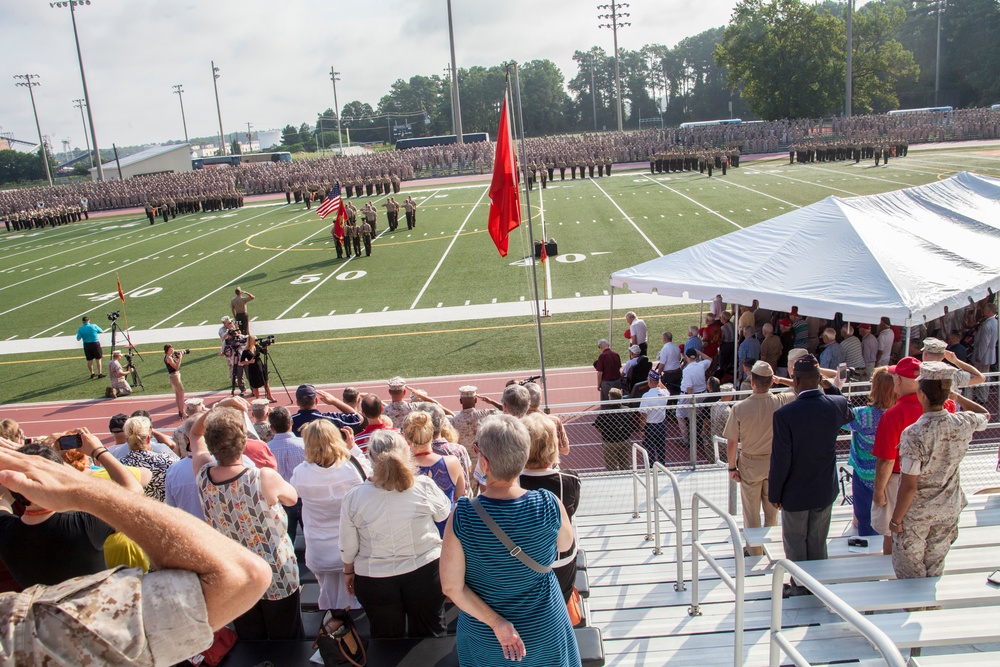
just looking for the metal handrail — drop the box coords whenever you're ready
[769,559,906,667]
[630,443,653,540]
[651,462,686,590]
[689,491,745,667]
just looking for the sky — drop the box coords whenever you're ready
[1,0,763,151]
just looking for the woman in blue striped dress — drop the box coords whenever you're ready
[441,415,579,666]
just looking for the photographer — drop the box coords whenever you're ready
[75,316,105,380]
[240,335,276,403]
[108,350,133,397]
[164,345,186,420]
[219,317,248,396]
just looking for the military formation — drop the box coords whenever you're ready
[787,139,910,165]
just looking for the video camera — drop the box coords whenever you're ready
[258,335,276,348]
[107,310,121,322]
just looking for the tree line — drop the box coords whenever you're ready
[267,0,998,153]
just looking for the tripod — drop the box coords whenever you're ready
[110,319,143,390]
[260,344,292,404]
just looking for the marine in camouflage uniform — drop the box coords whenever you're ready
[890,362,989,579]
[449,385,500,493]
[383,376,412,426]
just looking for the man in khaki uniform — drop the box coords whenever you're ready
[383,376,412,426]
[723,360,795,554]
[449,385,502,493]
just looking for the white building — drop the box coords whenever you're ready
[90,143,191,181]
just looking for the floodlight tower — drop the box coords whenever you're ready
[212,61,226,156]
[935,0,947,106]
[330,67,344,155]
[598,1,630,132]
[845,0,853,117]
[446,0,463,143]
[50,0,104,180]
[72,98,93,167]
[173,84,189,144]
[14,74,53,186]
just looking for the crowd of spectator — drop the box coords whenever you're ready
[0,375,584,665]
[5,107,999,232]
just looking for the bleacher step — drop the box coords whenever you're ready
[823,571,1000,613]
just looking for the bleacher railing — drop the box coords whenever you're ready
[769,559,907,667]
[651,462,686,591]
[630,443,654,541]
[689,491,745,667]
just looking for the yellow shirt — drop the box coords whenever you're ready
[89,466,151,572]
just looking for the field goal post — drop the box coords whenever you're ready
[639,116,664,130]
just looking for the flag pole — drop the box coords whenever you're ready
[510,63,549,408]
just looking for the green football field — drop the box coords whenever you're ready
[2,144,999,404]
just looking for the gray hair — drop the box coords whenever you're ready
[476,414,530,482]
[502,384,531,418]
[598,338,609,348]
[523,382,542,409]
[410,401,445,436]
[625,311,636,320]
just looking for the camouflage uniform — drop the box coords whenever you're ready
[0,567,212,666]
[892,408,987,579]
[383,401,412,427]
[450,407,498,449]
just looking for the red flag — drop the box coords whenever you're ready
[333,204,346,240]
[487,87,520,257]
[116,275,125,304]
[539,240,547,264]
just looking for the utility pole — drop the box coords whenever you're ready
[72,98,93,167]
[246,122,254,153]
[50,0,104,180]
[598,1,630,132]
[212,60,226,156]
[935,0,946,106]
[172,84,189,144]
[446,0,463,143]
[590,55,598,132]
[845,0,853,117]
[14,74,53,186]
[330,67,344,155]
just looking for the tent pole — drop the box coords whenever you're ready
[733,303,739,383]
[904,321,911,361]
[609,287,615,351]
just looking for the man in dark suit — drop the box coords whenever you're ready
[769,354,853,595]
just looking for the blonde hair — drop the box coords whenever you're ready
[124,416,152,451]
[302,420,350,468]
[522,412,559,470]
[0,419,23,444]
[401,411,433,448]
[367,430,415,492]
[440,420,459,444]
[868,366,897,410]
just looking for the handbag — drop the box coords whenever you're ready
[567,587,583,627]
[471,497,551,574]
[314,609,367,667]
[194,626,238,667]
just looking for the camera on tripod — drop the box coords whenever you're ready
[258,335,276,348]
[107,310,121,322]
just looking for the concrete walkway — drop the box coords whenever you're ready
[0,292,695,356]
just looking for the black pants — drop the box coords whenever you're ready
[235,313,249,335]
[354,559,446,639]
[284,499,303,544]
[234,590,304,640]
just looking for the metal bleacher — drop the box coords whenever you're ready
[573,442,1000,666]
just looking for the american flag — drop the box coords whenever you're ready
[317,183,344,219]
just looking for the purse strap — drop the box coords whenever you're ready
[348,455,367,482]
[471,497,551,574]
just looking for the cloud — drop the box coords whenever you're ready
[0,0,737,149]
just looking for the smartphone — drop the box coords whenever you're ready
[988,570,1000,586]
[22,437,33,446]
[837,363,849,382]
[848,537,868,548]
[57,433,83,450]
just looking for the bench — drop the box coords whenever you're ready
[793,545,1000,584]
[822,571,1000,613]
[576,567,590,599]
[908,651,1000,666]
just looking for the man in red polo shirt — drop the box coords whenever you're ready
[871,356,922,555]
[593,338,623,402]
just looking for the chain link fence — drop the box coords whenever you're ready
[555,375,1000,516]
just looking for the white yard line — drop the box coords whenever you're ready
[588,179,664,256]
[0,217,137,257]
[767,171,862,196]
[22,207,287,337]
[709,178,801,209]
[640,175,742,229]
[802,164,917,188]
[905,156,1000,175]
[150,208,323,328]
[0,217,208,293]
[409,187,487,310]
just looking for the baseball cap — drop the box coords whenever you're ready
[778,318,792,327]
[221,316,232,323]
[751,360,774,377]
[629,344,641,355]
[647,369,661,383]
[888,356,921,380]
[108,413,128,433]
[793,354,821,374]
[296,384,317,400]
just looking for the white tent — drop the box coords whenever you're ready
[610,172,1000,326]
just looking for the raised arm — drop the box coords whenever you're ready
[317,389,356,414]
[0,447,271,630]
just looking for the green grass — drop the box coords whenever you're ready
[2,144,999,403]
